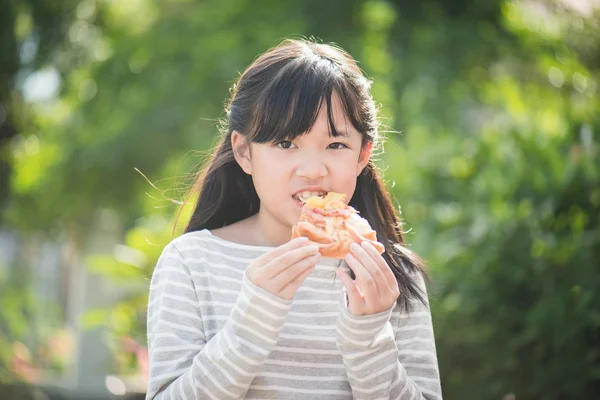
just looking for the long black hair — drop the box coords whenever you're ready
[184,38,429,310]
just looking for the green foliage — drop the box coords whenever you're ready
[381,2,600,398]
[0,270,67,384]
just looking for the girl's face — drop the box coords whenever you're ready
[233,94,371,239]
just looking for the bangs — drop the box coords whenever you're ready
[245,57,371,144]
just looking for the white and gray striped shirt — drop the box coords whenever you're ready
[146,229,443,399]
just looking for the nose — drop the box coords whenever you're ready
[295,152,328,180]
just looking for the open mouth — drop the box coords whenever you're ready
[292,191,327,205]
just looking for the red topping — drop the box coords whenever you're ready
[312,207,353,218]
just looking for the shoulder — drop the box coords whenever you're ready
[150,231,208,279]
[157,229,269,271]
[153,230,220,272]
[165,229,214,253]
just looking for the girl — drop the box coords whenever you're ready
[146,39,442,399]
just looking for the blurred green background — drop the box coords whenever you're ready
[1,0,599,399]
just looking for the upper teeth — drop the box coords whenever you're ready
[295,191,326,201]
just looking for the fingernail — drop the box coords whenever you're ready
[350,242,359,252]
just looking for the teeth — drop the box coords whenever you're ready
[293,191,327,202]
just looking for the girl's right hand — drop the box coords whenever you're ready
[246,237,320,300]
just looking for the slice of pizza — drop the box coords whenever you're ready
[291,192,385,259]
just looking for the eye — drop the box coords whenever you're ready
[276,140,295,149]
[328,142,349,150]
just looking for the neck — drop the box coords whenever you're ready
[251,207,294,247]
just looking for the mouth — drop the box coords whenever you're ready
[292,190,328,205]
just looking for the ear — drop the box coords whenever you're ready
[231,131,252,175]
[357,141,372,176]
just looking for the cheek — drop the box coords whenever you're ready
[339,175,358,195]
[331,155,360,192]
[250,156,289,196]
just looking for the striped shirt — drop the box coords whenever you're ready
[146,229,443,399]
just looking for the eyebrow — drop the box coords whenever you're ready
[330,127,350,137]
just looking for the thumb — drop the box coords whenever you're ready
[336,268,364,305]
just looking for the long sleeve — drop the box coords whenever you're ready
[145,243,293,400]
[335,271,442,400]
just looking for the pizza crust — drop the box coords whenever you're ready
[291,207,385,259]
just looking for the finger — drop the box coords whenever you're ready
[271,253,320,291]
[258,236,310,265]
[344,252,378,301]
[277,255,320,298]
[348,243,384,297]
[264,245,319,279]
[361,241,397,292]
[335,268,364,306]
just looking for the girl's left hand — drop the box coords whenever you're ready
[336,241,400,316]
